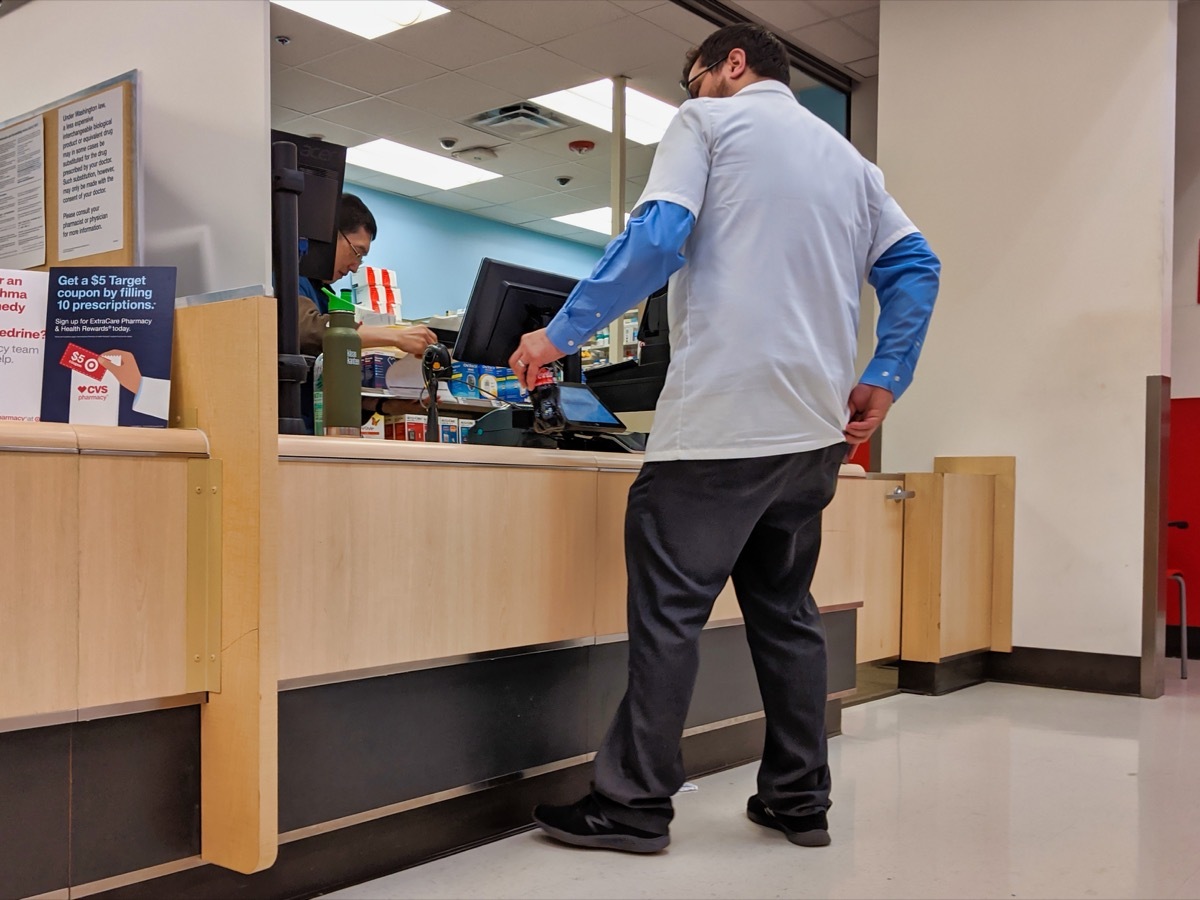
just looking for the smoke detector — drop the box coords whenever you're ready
[450,145,499,162]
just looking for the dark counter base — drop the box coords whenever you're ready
[899,646,1141,697]
[8,614,857,899]
[99,716,781,900]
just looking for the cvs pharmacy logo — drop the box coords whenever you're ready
[77,384,109,397]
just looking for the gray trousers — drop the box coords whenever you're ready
[592,443,846,834]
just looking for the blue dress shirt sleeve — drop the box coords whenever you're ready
[859,232,940,401]
[545,200,695,354]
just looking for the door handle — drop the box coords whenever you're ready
[886,487,915,502]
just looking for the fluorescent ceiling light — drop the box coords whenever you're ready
[553,207,630,236]
[347,139,501,190]
[531,79,678,146]
[271,1,449,40]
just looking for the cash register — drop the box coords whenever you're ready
[446,258,645,453]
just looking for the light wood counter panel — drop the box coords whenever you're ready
[77,455,190,707]
[172,295,279,874]
[939,474,995,658]
[935,456,1015,652]
[0,451,79,719]
[278,459,597,682]
[0,420,77,451]
[594,473,875,637]
[856,478,904,662]
[74,424,209,456]
[279,434,632,470]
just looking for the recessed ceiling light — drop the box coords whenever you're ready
[270,1,449,40]
[531,79,678,146]
[347,139,501,191]
[553,207,630,236]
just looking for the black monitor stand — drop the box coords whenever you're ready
[271,141,309,435]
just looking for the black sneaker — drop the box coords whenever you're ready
[532,794,670,853]
[746,795,831,847]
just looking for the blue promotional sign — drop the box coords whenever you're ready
[40,266,176,426]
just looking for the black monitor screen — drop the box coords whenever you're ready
[271,129,346,284]
[454,258,581,379]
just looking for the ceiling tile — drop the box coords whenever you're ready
[523,218,596,243]
[268,4,364,67]
[459,47,602,99]
[734,0,830,32]
[453,176,555,205]
[471,205,544,225]
[846,55,878,78]
[809,0,879,16]
[383,72,522,119]
[300,43,445,95]
[316,97,443,138]
[576,141,658,178]
[510,162,610,192]
[271,105,304,128]
[419,190,495,212]
[636,3,715,45]
[509,192,596,218]
[789,18,877,64]
[377,11,533,70]
[454,141,566,176]
[542,15,690,76]
[566,182,642,211]
[623,58,691,106]
[840,6,880,41]
[463,0,627,45]
[381,122,506,157]
[352,171,440,198]
[272,68,369,115]
[519,125,614,162]
[613,0,668,12]
[273,115,374,148]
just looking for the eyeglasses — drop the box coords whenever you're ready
[340,229,368,263]
[679,57,725,99]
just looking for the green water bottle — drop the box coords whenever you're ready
[322,291,362,437]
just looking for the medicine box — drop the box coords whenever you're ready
[404,413,426,442]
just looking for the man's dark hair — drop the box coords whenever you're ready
[684,23,790,88]
[338,192,377,240]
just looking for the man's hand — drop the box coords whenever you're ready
[509,328,564,391]
[360,324,437,356]
[844,383,893,446]
[99,349,142,394]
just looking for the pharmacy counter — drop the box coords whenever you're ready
[265,437,863,869]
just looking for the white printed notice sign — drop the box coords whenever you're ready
[57,86,124,261]
[0,116,46,270]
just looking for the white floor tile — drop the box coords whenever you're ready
[324,676,1200,900]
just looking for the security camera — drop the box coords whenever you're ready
[555,175,573,187]
[439,137,458,150]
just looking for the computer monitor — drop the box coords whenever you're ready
[270,129,346,283]
[454,258,583,382]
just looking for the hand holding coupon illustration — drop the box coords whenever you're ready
[99,349,141,393]
[100,348,169,420]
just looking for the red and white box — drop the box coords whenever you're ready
[352,266,401,320]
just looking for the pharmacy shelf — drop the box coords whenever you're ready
[361,387,505,413]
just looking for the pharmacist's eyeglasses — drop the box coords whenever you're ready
[679,56,725,99]
[340,230,368,263]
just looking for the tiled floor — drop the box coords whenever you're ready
[326,675,1200,900]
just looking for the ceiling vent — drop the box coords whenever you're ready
[461,103,573,142]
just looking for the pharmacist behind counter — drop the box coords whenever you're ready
[297,193,437,432]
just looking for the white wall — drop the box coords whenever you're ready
[1173,0,1200,398]
[876,0,1176,657]
[0,0,272,298]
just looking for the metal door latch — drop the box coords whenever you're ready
[886,486,915,502]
